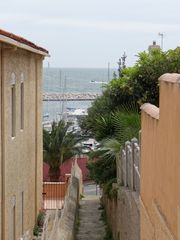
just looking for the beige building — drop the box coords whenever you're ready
[0,29,48,239]
[148,40,160,52]
[140,73,180,239]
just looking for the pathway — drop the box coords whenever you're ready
[76,184,106,240]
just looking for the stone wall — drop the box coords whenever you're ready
[103,186,140,240]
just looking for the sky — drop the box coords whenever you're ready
[0,0,180,68]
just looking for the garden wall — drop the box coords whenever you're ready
[140,73,180,239]
[102,135,141,240]
[103,186,140,240]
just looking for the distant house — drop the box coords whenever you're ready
[0,29,48,240]
[148,40,160,52]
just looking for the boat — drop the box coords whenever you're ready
[81,138,99,153]
[42,120,53,132]
[43,113,49,118]
[90,80,108,84]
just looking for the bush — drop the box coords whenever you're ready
[37,210,45,227]
[33,224,40,237]
[104,178,118,200]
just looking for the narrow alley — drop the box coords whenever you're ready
[76,184,106,240]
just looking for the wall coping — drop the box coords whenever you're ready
[159,73,180,84]
[140,103,159,120]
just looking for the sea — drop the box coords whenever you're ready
[43,68,115,122]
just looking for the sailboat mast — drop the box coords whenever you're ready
[108,62,110,82]
[59,69,62,121]
[62,75,67,123]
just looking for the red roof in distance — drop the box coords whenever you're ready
[0,29,48,54]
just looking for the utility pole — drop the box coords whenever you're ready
[158,32,164,50]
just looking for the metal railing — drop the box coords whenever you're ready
[41,159,83,240]
[42,181,68,210]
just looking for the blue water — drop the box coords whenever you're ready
[43,68,115,121]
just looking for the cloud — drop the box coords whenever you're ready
[1,12,180,36]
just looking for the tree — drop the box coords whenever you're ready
[87,107,140,185]
[43,121,82,181]
[130,48,180,105]
[80,48,180,136]
[81,47,180,186]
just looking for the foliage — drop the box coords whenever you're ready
[104,225,114,240]
[83,106,140,144]
[130,48,180,105]
[33,210,46,237]
[33,224,40,237]
[87,106,140,185]
[80,48,180,136]
[99,205,114,240]
[43,120,83,181]
[82,47,180,188]
[37,210,45,227]
[79,92,114,137]
[87,155,116,185]
[103,178,118,200]
[106,67,137,108]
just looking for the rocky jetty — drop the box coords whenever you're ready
[43,92,100,101]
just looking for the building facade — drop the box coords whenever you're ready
[140,73,180,239]
[0,29,48,239]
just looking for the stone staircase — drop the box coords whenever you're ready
[76,195,106,240]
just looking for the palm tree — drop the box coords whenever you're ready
[87,105,140,185]
[102,106,140,157]
[43,120,82,181]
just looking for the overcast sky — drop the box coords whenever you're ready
[0,0,180,68]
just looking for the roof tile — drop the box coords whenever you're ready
[0,29,48,54]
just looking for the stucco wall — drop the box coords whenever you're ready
[0,44,43,240]
[0,42,2,240]
[140,73,180,239]
[42,160,82,240]
[103,187,140,240]
[58,176,79,240]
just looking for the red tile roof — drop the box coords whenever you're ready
[0,29,48,54]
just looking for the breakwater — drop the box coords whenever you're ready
[43,92,101,101]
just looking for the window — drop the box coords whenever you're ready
[20,82,24,130]
[10,73,16,138]
[11,84,16,137]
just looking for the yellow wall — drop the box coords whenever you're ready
[0,44,43,240]
[140,73,180,239]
